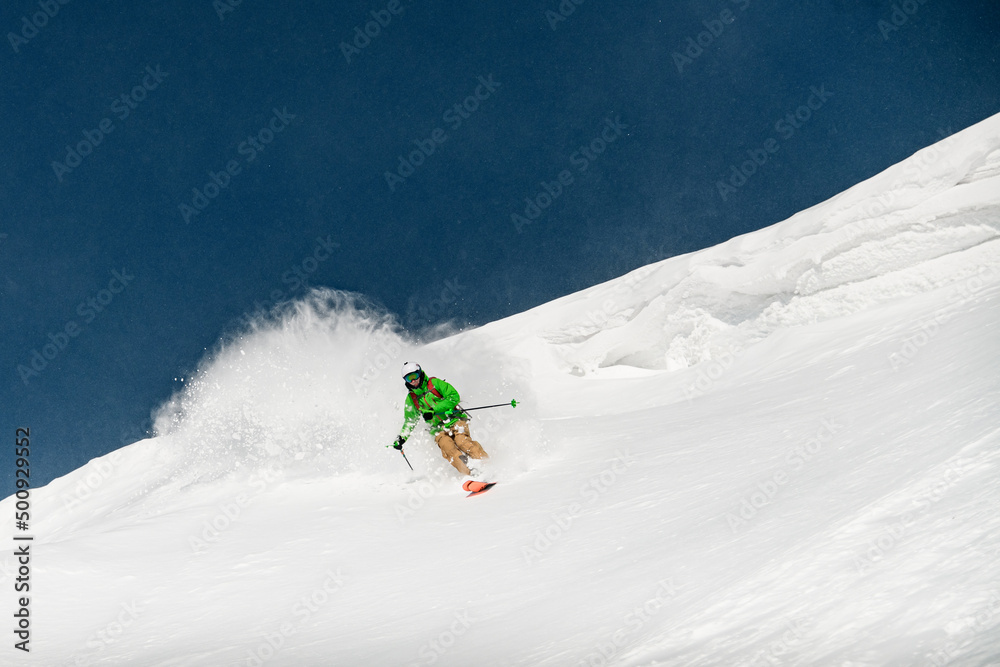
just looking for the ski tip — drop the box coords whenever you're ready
[464,481,497,497]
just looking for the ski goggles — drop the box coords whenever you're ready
[404,371,422,384]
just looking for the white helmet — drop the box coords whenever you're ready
[401,362,424,386]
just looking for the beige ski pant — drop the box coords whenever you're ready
[434,420,488,475]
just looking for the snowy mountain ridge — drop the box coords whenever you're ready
[470,114,1000,381]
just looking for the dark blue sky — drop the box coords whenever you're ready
[2,0,999,498]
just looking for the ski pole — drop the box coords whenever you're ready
[462,399,519,412]
[399,449,413,471]
[387,442,415,470]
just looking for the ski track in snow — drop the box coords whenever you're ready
[2,115,1000,666]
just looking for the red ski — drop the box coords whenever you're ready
[463,480,497,497]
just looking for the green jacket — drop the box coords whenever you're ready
[400,376,468,439]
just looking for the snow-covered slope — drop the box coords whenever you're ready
[2,113,999,667]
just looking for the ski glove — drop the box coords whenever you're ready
[393,435,405,450]
[422,412,434,422]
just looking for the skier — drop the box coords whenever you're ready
[393,362,488,476]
